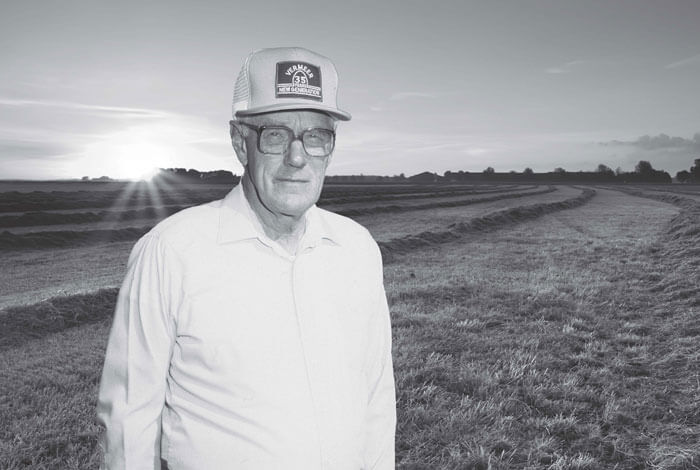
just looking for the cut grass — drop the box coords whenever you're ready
[360,186,584,243]
[329,186,556,217]
[0,288,118,352]
[379,187,594,263]
[0,241,131,310]
[387,188,699,468]
[0,226,151,251]
[0,186,555,251]
[0,185,531,228]
[0,320,109,470]
[0,182,519,213]
[1,187,699,468]
[0,188,569,309]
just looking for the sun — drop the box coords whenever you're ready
[78,125,177,181]
[80,122,222,181]
[121,153,161,181]
[115,142,167,181]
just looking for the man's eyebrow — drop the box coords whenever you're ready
[253,122,334,130]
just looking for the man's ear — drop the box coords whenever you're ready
[229,120,248,167]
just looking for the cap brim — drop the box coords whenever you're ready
[235,103,351,121]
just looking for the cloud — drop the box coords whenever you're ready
[665,53,700,69]
[545,60,586,74]
[0,98,171,120]
[596,133,700,175]
[0,98,178,174]
[0,97,234,179]
[600,133,700,151]
[0,140,78,159]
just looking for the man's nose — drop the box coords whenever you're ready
[284,139,307,168]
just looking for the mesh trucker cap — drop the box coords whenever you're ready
[232,47,351,121]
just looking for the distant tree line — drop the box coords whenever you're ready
[145,158,700,186]
[442,160,675,184]
[325,174,407,183]
[154,168,240,184]
[675,159,700,183]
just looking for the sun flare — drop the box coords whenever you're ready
[78,120,232,182]
[114,142,167,181]
[82,131,173,181]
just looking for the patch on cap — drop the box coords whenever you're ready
[275,61,322,101]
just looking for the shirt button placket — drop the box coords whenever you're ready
[290,255,326,467]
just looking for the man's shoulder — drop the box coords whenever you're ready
[146,199,222,249]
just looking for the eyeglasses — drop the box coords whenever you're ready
[238,122,335,158]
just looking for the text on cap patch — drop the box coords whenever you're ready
[275,61,322,101]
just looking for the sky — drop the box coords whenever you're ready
[1,0,700,180]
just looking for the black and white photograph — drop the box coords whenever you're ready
[1,1,699,469]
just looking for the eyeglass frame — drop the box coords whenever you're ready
[234,121,336,158]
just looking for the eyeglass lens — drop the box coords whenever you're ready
[260,127,334,157]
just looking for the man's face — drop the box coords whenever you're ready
[233,110,336,218]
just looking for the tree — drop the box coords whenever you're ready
[483,167,495,175]
[553,167,566,174]
[691,159,700,180]
[676,170,691,183]
[523,167,534,175]
[635,160,654,175]
[657,171,672,184]
[596,164,614,175]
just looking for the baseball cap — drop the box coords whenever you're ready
[232,47,351,121]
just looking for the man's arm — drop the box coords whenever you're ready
[363,243,397,470]
[96,233,180,469]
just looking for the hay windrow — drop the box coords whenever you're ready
[0,288,118,352]
[607,187,700,256]
[0,226,152,251]
[379,187,596,263]
[604,186,700,311]
[0,187,556,251]
[335,186,556,217]
[0,185,533,228]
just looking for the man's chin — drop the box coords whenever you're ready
[271,197,315,218]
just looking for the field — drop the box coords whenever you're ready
[1,180,699,469]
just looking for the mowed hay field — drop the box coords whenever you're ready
[1,181,700,469]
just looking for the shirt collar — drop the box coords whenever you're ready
[217,183,340,248]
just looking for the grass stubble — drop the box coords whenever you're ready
[389,188,699,469]
[1,186,699,468]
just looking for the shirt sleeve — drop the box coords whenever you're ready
[96,232,181,470]
[363,241,397,470]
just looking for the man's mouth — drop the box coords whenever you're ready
[276,178,309,183]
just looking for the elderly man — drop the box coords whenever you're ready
[97,47,396,469]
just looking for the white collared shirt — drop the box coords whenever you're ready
[97,184,396,470]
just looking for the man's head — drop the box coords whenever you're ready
[229,47,350,218]
[230,110,335,217]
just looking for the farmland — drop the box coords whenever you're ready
[1,180,699,469]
